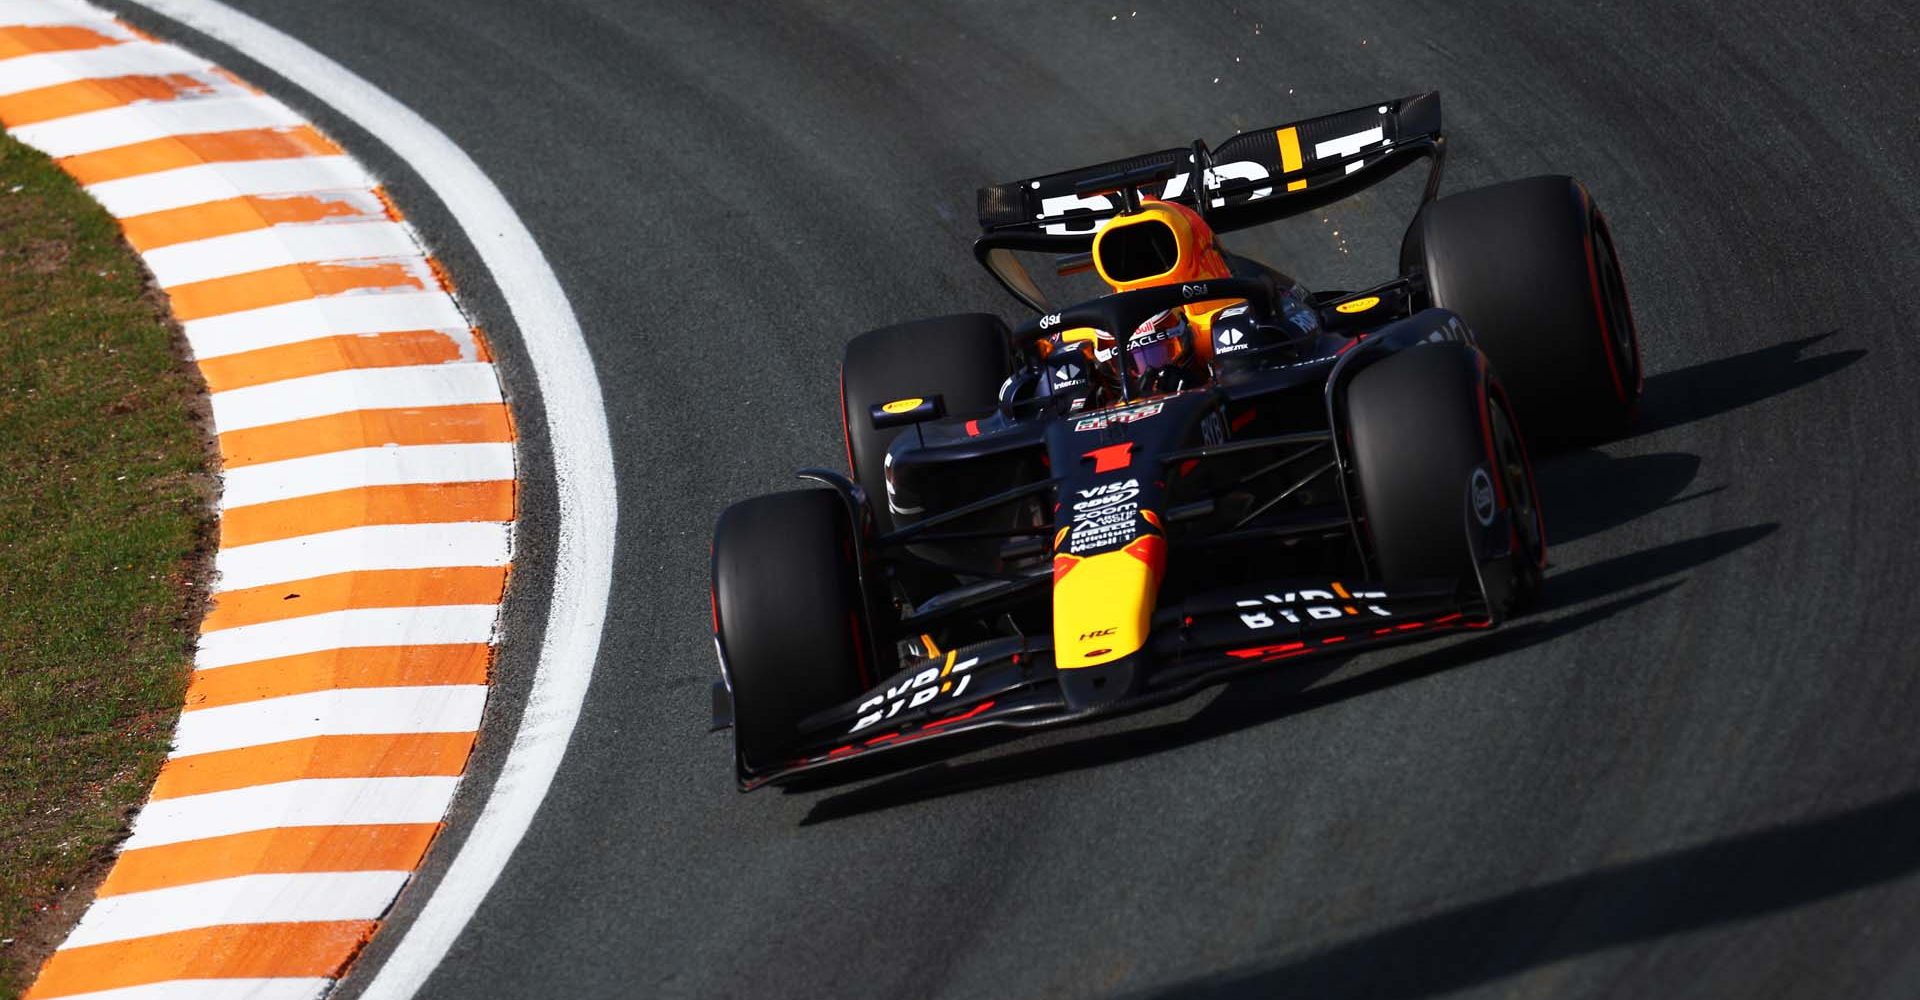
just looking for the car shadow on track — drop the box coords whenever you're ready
[1631,331,1864,439]
[1133,783,1920,999]
[795,523,1779,824]
[1525,330,1862,546]
[1532,448,1712,546]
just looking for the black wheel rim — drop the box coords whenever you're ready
[1591,213,1642,401]
[1488,395,1544,562]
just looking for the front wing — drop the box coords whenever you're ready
[734,577,1492,790]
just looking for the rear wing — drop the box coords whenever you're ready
[973,92,1444,308]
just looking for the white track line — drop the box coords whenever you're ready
[45,979,332,1000]
[214,521,512,592]
[193,604,500,670]
[208,363,504,433]
[218,443,514,510]
[67,871,411,948]
[171,685,488,757]
[144,220,418,286]
[128,3,616,997]
[89,155,373,218]
[125,776,463,850]
[183,289,467,359]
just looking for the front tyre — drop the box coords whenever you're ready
[1345,342,1544,611]
[711,489,870,776]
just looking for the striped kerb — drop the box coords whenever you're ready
[2,1,515,997]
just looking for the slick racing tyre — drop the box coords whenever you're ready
[1345,342,1544,608]
[1404,175,1643,444]
[841,313,1012,534]
[712,489,871,776]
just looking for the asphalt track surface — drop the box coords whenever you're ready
[109,1,1920,997]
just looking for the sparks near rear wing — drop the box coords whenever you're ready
[975,91,1444,244]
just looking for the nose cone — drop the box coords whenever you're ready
[1051,536,1165,668]
[1058,652,1143,712]
[1051,527,1166,716]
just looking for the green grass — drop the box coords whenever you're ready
[0,134,214,997]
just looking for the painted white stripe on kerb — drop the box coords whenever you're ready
[1314,126,1385,160]
[11,93,303,158]
[143,220,418,286]
[124,776,462,850]
[214,521,511,592]
[171,685,488,757]
[194,604,499,670]
[208,362,503,433]
[87,155,372,218]
[63,871,410,948]
[218,442,514,510]
[124,4,617,998]
[45,979,332,1000]
[184,290,468,359]
[0,40,209,96]
[0,0,122,27]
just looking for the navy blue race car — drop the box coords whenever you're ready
[711,92,1642,790]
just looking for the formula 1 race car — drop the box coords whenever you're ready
[710,91,1642,790]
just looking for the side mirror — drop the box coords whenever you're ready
[869,394,946,430]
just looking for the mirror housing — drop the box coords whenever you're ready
[869,394,946,430]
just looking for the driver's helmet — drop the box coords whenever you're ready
[1123,308,1191,379]
[1054,307,1191,389]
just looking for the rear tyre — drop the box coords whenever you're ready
[841,314,1012,533]
[1346,343,1544,607]
[712,489,869,775]
[1405,174,1642,444]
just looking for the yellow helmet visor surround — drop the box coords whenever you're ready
[1093,204,1198,292]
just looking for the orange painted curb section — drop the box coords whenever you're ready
[3,6,516,998]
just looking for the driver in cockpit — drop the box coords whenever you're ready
[1038,197,1318,405]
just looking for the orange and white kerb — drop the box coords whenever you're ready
[1,2,515,997]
